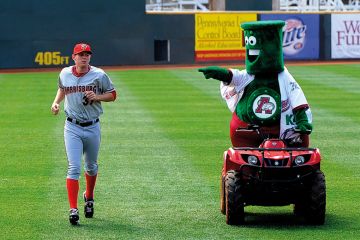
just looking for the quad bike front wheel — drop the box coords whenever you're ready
[225,170,245,225]
[220,175,225,215]
[296,170,326,225]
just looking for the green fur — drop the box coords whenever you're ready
[198,66,232,84]
[294,108,313,133]
[235,73,281,126]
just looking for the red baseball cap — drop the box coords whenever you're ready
[73,43,92,55]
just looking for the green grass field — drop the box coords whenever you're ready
[0,64,359,239]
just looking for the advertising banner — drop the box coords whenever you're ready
[260,14,320,60]
[331,14,360,59]
[195,13,257,62]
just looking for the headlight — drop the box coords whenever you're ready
[294,156,305,166]
[247,155,259,165]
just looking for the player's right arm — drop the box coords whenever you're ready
[51,88,65,115]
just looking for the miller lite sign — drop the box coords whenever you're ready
[283,18,307,56]
[260,14,320,60]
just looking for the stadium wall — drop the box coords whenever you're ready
[226,0,272,11]
[0,1,357,69]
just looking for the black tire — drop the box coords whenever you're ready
[225,170,245,225]
[304,170,326,225]
[293,202,306,217]
[220,175,225,215]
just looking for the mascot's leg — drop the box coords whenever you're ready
[300,135,309,147]
[261,125,280,140]
[229,113,282,147]
[229,113,261,147]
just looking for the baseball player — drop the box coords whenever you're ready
[50,43,116,225]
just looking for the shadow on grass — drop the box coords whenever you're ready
[237,211,339,229]
[68,216,146,234]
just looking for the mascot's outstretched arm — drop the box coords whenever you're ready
[198,66,233,85]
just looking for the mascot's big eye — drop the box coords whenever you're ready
[249,36,257,46]
[244,36,249,45]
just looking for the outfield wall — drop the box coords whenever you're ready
[0,0,359,69]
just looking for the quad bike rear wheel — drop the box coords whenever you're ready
[225,170,245,225]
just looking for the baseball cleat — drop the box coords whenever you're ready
[83,192,94,218]
[69,208,80,225]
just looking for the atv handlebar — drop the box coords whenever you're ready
[236,125,311,135]
[235,124,260,131]
[235,124,311,146]
[294,128,312,135]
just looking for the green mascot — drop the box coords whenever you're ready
[199,20,312,147]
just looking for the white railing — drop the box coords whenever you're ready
[280,0,360,11]
[146,0,209,12]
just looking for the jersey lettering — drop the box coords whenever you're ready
[64,85,97,95]
[282,99,290,112]
[82,95,93,106]
[286,114,294,125]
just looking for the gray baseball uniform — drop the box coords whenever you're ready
[58,65,115,179]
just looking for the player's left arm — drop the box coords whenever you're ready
[85,72,116,102]
[84,90,116,102]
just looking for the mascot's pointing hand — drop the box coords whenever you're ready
[198,66,232,84]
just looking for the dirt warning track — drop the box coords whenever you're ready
[0,60,359,74]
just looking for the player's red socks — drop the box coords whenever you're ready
[66,174,96,208]
[85,173,97,200]
[66,178,79,209]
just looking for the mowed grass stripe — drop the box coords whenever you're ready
[287,65,360,123]
[310,107,360,227]
[102,71,225,238]
[0,72,60,239]
[111,70,231,179]
[293,64,360,94]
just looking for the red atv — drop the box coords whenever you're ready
[220,125,326,225]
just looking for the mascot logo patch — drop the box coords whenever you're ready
[253,94,277,119]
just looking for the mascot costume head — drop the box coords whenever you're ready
[241,20,285,75]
